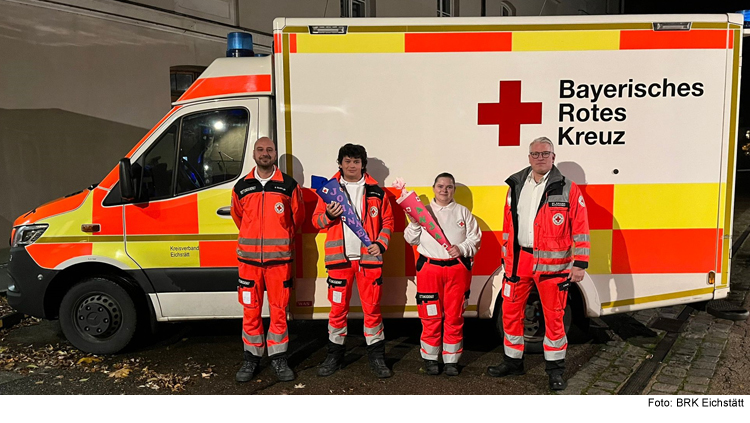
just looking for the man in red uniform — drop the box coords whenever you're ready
[312,144,395,378]
[488,137,590,390]
[231,137,305,383]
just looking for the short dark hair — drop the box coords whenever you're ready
[433,172,455,186]
[337,144,368,174]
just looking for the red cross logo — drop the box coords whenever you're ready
[478,80,542,147]
[275,202,284,214]
[458,220,465,228]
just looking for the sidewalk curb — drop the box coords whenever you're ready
[0,312,24,330]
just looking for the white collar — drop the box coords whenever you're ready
[431,198,456,211]
[526,170,550,186]
[341,175,366,186]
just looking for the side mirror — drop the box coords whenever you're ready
[119,158,136,201]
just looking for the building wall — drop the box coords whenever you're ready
[238,0,338,34]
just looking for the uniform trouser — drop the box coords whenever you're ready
[238,262,293,358]
[501,250,569,362]
[326,261,384,346]
[416,257,471,364]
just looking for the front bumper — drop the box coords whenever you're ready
[6,247,57,319]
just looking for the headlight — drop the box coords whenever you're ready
[11,224,48,247]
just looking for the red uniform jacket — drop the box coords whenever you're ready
[231,167,305,266]
[312,172,394,268]
[502,165,590,279]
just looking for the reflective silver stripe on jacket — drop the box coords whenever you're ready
[442,341,463,363]
[376,228,392,247]
[420,341,440,361]
[534,262,573,273]
[543,349,566,361]
[239,238,291,246]
[574,247,590,256]
[242,332,265,345]
[502,233,509,241]
[237,249,261,259]
[262,251,292,260]
[242,332,265,356]
[325,239,344,248]
[266,329,288,344]
[325,253,348,263]
[361,254,383,264]
[573,234,590,242]
[536,249,572,259]
[243,344,265,356]
[543,335,568,349]
[317,214,330,228]
[328,324,347,345]
[363,323,384,345]
[502,246,507,256]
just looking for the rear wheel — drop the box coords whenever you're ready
[494,287,572,354]
[59,277,138,354]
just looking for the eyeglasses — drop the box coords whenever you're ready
[529,151,553,159]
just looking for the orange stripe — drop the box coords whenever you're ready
[405,32,512,52]
[290,34,297,53]
[125,194,199,235]
[199,240,237,267]
[177,75,272,102]
[92,187,123,235]
[728,29,734,49]
[716,228,724,274]
[26,243,93,269]
[274,33,282,54]
[612,229,717,274]
[620,29,730,50]
[579,184,614,230]
[473,231,503,276]
[13,190,89,227]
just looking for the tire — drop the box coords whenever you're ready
[494,287,572,354]
[59,277,138,354]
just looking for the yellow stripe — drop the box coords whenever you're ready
[721,29,741,282]
[297,305,478,313]
[587,230,612,275]
[513,30,620,51]
[601,287,714,309]
[197,189,237,235]
[127,234,237,242]
[91,242,139,269]
[38,192,94,238]
[283,34,294,174]
[302,233,327,278]
[613,183,720,230]
[409,186,506,231]
[126,241,200,268]
[295,33,404,53]
[36,235,123,243]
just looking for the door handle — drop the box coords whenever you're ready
[217,206,231,216]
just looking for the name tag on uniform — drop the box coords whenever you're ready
[333,291,343,304]
[504,283,512,298]
[242,291,252,305]
[426,304,438,316]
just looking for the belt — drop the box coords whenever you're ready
[521,247,533,254]
[421,255,460,267]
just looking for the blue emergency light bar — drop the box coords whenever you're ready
[738,10,750,28]
[227,32,254,57]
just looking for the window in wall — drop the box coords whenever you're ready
[438,0,453,17]
[501,1,515,16]
[170,65,207,102]
[341,0,368,17]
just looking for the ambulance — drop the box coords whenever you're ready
[7,14,743,354]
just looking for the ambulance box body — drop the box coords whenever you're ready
[7,14,742,353]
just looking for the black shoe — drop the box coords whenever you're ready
[369,357,392,378]
[423,359,439,375]
[317,353,343,377]
[271,356,295,382]
[445,363,459,377]
[487,359,525,377]
[549,373,567,391]
[235,360,259,382]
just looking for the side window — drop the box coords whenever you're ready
[175,108,249,195]
[133,124,178,201]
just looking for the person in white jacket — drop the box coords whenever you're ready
[403,172,482,376]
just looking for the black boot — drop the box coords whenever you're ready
[487,355,525,377]
[444,363,460,377]
[423,359,439,375]
[270,353,295,382]
[317,341,345,377]
[366,340,392,378]
[235,351,261,383]
[546,359,567,390]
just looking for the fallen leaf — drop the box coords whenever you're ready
[35,381,44,385]
[77,357,102,365]
[109,368,132,379]
[26,364,38,369]
[55,375,64,379]
[79,378,89,382]
[201,373,211,379]
[294,383,306,389]
[0,347,7,354]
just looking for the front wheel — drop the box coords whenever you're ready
[494,287,572,354]
[59,277,138,354]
